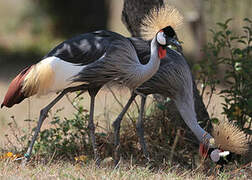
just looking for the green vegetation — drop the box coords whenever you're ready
[33,95,90,159]
[0,0,251,177]
[194,18,252,134]
[0,19,251,179]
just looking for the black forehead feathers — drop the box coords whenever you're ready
[163,26,176,37]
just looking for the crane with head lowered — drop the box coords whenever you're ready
[113,1,217,165]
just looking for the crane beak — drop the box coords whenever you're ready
[166,37,182,53]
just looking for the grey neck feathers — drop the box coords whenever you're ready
[136,36,160,87]
[174,86,213,144]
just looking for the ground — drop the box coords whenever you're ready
[1,78,251,179]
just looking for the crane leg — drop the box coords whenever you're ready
[113,92,137,167]
[87,88,100,165]
[134,89,147,98]
[136,95,150,161]
[23,88,77,162]
[21,85,87,164]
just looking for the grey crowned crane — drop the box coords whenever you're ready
[113,1,221,165]
[113,41,217,164]
[1,4,181,164]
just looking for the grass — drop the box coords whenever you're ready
[0,160,181,180]
[0,159,251,180]
[0,160,212,180]
[0,1,252,179]
[0,84,251,179]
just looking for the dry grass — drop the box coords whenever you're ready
[0,1,252,179]
[1,81,251,179]
[0,159,251,180]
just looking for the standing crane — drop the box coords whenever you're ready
[113,0,216,165]
[1,5,181,164]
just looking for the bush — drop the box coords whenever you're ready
[194,18,252,135]
[2,94,96,161]
[2,18,251,167]
[33,95,90,159]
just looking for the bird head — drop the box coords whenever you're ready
[140,1,183,58]
[200,142,232,166]
[199,120,249,164]
[156,26,182,58]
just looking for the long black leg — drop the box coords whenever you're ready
[136,95,150,160]
[113,92,137,166]
[24,86,87,162]
[87,88,101,165]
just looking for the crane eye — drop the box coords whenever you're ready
[157,31,166,45]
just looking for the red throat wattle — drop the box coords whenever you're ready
[199,143,209,159]
[158,46,166,59]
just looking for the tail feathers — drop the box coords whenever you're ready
[1,66,33,108]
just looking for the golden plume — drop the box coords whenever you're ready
[22,62,55,96]
[212,120,249,154]
[140,0,183,40]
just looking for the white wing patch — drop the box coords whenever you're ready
[22,56,85,96]
[45,56,85,93]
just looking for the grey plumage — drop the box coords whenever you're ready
[142,50,212,144]
[128,37,191,101]
[45,30,120,65]
[43,30,162,90]
[73,32,160,90]
[137,50,190,98]
[113,39,213,164]
[112,0,212,164]
[10,28,174,164]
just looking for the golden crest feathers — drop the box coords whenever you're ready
[212,120,249,154]
[140,1,183,40]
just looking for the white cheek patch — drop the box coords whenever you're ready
[210,149,221,162]
[157,31,166,45]
[210,149,230,162]
[219,151,230,157]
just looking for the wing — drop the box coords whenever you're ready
[44,30,125,65]
[138,48,192,98]
[1,30,129,108]
[73,35,144,88]
[127,37,151,65]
